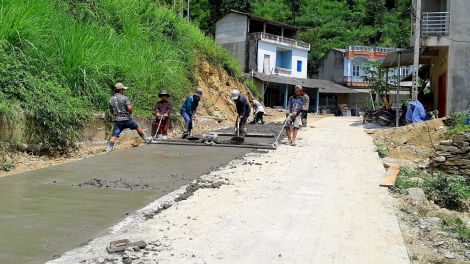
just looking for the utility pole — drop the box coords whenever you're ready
[181,0,183,18]
[187,0,190,22]
[412,0,422,101]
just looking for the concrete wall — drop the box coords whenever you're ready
[447,0,470,113]
[317,49,344,83]
[291,48,308,78]
[257,41,308,78]
[215,12,248,72]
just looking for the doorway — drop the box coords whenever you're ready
[438,72,447,118]
[263,54,270,74]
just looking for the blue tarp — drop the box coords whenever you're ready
[406,100,430,123]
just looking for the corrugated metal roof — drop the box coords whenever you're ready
[252,72,358,94]
[227,10,299,30]
[379,48,432,68]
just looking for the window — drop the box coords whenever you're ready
[352,62,361,76]
[400,67,410,77]
[297,60,302,72]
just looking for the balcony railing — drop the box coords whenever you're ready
[274,67,291,75]
[345,46,402,53]
[422,12,450,36]
[343,76,366,83]
[249,32,310,51]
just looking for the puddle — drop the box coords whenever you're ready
[0,144,248,264]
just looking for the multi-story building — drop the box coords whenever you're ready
[215,10,356,113]
[315,46,413,106]
[411,0,469,116]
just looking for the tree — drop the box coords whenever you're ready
[283,0,302,24]
[361,61,395,108]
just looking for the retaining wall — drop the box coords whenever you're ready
[432,132,470,175]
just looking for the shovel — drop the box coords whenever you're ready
[231,116,244,142]
[153,117,163,141]
[273,113,292,147]
[187,118,200,140]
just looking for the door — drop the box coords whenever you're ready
[263,54,270,74]
[438,72,447,118]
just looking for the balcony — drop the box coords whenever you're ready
[248,32,310,51]
[343,76,366,83]
[274,67,291,75]
[345,46,402,53]
[422,12,450,36]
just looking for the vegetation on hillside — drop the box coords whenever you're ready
[188,0,412,75]
[0,0,242,149]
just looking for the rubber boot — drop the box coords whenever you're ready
[138,132,150,143]
[157,134,163,140]
[260,116,265,124]
[106,141,115,153]
[182,125,189,139]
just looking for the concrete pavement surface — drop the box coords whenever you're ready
[49,117,410,264]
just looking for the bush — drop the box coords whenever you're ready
[424,172,470,209]
[0,162,15,171]
[375,144,389,158]
[447,110,470,135]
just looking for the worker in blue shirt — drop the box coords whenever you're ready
[180,89,202,138]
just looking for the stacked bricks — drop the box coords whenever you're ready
[432,132,470,175]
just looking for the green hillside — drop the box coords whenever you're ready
[0,0,241,149]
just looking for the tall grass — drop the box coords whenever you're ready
[0,0,242,149]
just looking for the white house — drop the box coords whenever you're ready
[215,10,357,112]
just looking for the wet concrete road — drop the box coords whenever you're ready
[0,144,248,264]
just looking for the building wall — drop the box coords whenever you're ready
[291,48,308,78]
[215,13,248,72]
[447,0,470,113]
[317,49,344,83]
[257,41,308,78]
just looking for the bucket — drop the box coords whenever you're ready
[351,108,356,116]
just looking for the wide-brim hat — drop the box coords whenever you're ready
[158,90,170,97]
[115,83,128,90]
[194,89,203,98]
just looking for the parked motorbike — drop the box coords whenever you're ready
[362,109,380,123]
[377,103,408,126]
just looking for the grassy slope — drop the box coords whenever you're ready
[0,0,241,149]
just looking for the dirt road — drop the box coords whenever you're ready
[49,117,410,264]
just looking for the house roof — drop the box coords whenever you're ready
[379,48,432,68]
[252,72,358,94]
[224,10,299,31]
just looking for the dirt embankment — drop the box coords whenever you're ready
[0,61,285,178]
[372,118,449,162]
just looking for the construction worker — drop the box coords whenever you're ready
[107,83,150,153]
[154,90,172,140]
[231,89,251,136]
[285,85,305,146]
[180,89,202,139]
[300,87,310,127]
[250,99,266,124]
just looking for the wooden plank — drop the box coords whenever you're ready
[379,165,400,187]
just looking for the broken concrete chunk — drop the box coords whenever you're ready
[439,140,453,146]
[434,156,446,163]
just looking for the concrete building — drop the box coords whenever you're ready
[315,46,413,107]
[381,0,470,117]
[215,10,356,113]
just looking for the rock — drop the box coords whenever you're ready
[434,156,446,163]
[432,249,439,254]
[445,252,455,259]
[453,141,470,149]
[440,140,453,146]
[406,188,428,205]
[434,241,445,247]
[97,257,105,263]
[434,144,463,153]
[453,133,470,142]
[465,250,470,258]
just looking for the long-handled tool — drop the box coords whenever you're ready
[231,116,244,142]
[153,117,163,140]
[274,114,291,146]
[187,118,200,140]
